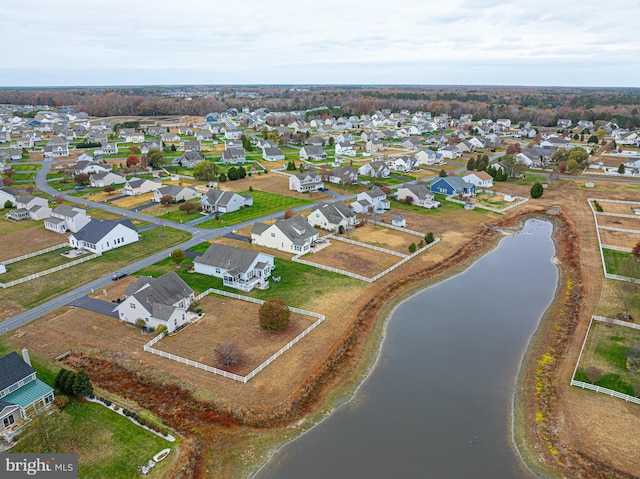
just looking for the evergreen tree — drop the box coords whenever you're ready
[237,166,247,179]
[530,182,544,198]
[227,167,238,180]
[618,163,626,174]
[71,370,93,397]
[55,369,70,391]
[467,158,476,171]
[63,370,77,394]
[438,169,447,177]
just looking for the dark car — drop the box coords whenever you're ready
[112,272,127,281]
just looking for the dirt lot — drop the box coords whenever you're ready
[156,295,316,376]
[347,223,422,253]
[0,221,68,262]
[218,172,332,201]
[109,193,155,209]
[598,229,640,249]
[594,200,640,216]
[596,214,640,231]
[303,239,401,277]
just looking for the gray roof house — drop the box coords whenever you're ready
[352,187,391,214]
[69,219,139,254]
[153,185,201,203]
[193,244,275,292]
[251,215,319,254]
[307,201,357,232]
[200,189,252,214]
[117,271,195,333]
[172,150,205,168]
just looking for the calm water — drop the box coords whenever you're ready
[254,219,558,479]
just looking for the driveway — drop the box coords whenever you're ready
[103,194,128,203]
[66,296,119,318]
[134,201,156,211]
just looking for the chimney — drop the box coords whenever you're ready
[22,348,31,367]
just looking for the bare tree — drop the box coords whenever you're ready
[215,341,241,367]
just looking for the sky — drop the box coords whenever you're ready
[1,0,639,88]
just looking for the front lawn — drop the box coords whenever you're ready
[11,163,41,171]
[0,247,74,282]
[197,190,312,228]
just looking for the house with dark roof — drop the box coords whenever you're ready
[358,161,390,178]
[68,219,139,253]
[193,244,275,292]
[307,201,357,232]
[0,350,54,441]
[262,146,285,161]
[89,171,126,188]
[396,184,440,209]
[172,150,205,168]
[289,171,324,192]
[123,177,162,196]
[200,189,252,214]
[328,166,358,185]
[0,185,20,209]
[153,185,201,203]
[116,271,195,333]
[430,176,476,196]
[44,205,91,233]
[221,147,246,164]
[8,195,51,221]
[251,215,319,254]
[299,145,327,161]
[351,187,390,214]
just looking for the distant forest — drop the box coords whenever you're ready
[1,85,639,128]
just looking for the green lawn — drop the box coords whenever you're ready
[11,163,41,171]
[197,190,312,228]
[603,249,640,278]
[157,206,202,223]
[68,186,105,198]
[0,228,191,313]
[136,256,364,308]
[506,174,546,187]
[1,247,74,282]
[574,321,640,397]
[392,195,496,217]
[10,173,37,181]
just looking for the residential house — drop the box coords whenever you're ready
[147,126,166,137]
[335,142,356,156]
[438,145,462,159]
[89,171,126,188]
[141,140,163,155]
[9,149,22,161]
[365,139,385,153]
[94,142,118,155]
[388,156,417,172]
[358,161,390,178]
[328,166,358,185]
[430,176,476,196]
[415,149,445,166]
[251,215,319,254]
[351,187,390,214]
[221,147,246,164]
[123,177,162,196]
[44,205,91,233]
[74,159,110,175]
[262,146,285,161]
[463,171,494,188]
[396,184,440,208]
[173,151,205,168]
[200,189,253,214]
[9,195,51,221]
[153,185,201,203]
[116,271,195,333]
[307,201,357,232]
[193,244,275,292]
[43,141,69,158]
[69,219,139,253]
[161,132,180,144]
[195,129,213,141]
[401,138,424,151]
[119,128,144,143]
[183,140,201,152]
[557,119,573,128]
[496,119,512,129]
[0,350,54,441]
[223,127,242,139]
[0,185,19,208]
[289,172,324,192]
[299,145,327,161]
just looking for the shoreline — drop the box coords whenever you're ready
[247,212,564,479]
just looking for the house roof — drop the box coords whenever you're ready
[72,219,137,244]
[464,171,493,181]
[312,201,356,224]
[126,271,193,314]
[2,379,53,409]
[401,184,432,200]
[263,147,284,156]
[195,243,269,275]
[52,205,87,218]
[365,186,387,198]
[0,352,34,391]
[180,151,204,162]
[251,222,270,235]
[253,215,318,245]
[157,185,193,197]
[433,176,473,190]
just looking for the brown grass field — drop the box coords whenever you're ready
[219,172,332,201]
[594,200,640,216]
[0,221,68,261]
[598,229,640,249]
[595,214,640,231]
[347,222,421,253]
[109,192,155,209]
[155,295,316,376]
[302,239,401,277]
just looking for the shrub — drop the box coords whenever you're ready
[593,201,603,213]
[156,325,168,335]
[259,299,291,331]
[408,242,417,253]
[425,232,435,244]
[530,182,543,199]
[4,200,12,209]
[53,396,70,410]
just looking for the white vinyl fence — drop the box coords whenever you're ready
[0,253,99,289]
[446,190,528,213]
[144,288,325,383]
[570,316,640,405]
[365,219,425,237]
[0,243,68,266]
[326,234,408,258]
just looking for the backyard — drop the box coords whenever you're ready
[0,246,76,282]
[0,219,67,261]
[345,222,422,254]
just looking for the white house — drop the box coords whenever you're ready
[463,171,494,188]
[328,166,358,185]
[415,149,445,166]
[358,161,390,178]
[262,147,285,161]
[307,201,358,232]
[200,189,252,214]
[44,205,91,233]
[0,185,19,208]
[123,178,162,196]
[438,146,462,159]
[335,142,356,156]
[116,271,195,333]
[89,171,126,188]
[9,195,51,221]
[251,215,319,254]
[396,184,440,208]
[69,219,139,253]
[387,156,417,172]
[299,145,327,161]
[193,244,275,292]
[289,172,324,193]
[391,216,407,227]
[153,185,201,203]
[74,160,110,176]
[351,187,390,214]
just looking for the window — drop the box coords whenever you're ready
[3,415,15,428]
[215,268,221,274]
[271,233,276,238]
[45,394,54,404]
[130,303,136,309]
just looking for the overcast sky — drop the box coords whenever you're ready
[1,0,638,87]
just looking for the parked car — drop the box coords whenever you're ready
[74,185,84,190]
[112,272,127,281]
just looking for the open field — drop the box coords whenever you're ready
[346,222,421,253]
[85,208,123,220]
[143,199,202,222]
[110,192,156,209]
[302,239,401,277]
[0,227,190,319]
[598,229,640,249]
[596,214,640,231]
[574,320,640,396]
[156,295,316,376]
[218,171,332,201]
[0,220,67,261]
[473,191,514,210]
[594,201,640,216]
[198,190,312,228]
[595,277,640,319]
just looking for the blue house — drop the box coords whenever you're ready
[205,113,218,122]
[430,176,476,196]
